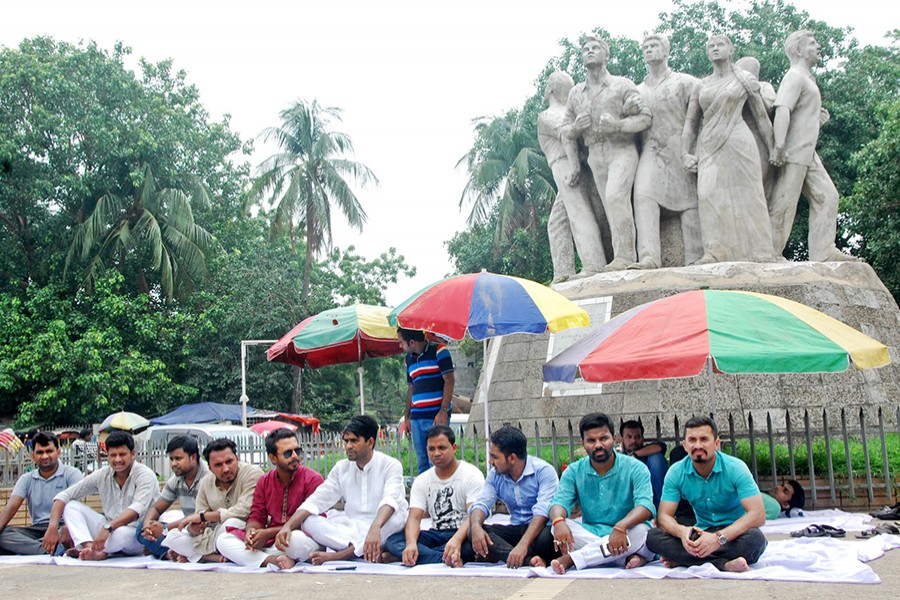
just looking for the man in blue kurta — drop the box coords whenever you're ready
[647,416,767,572]
[548,413,656,573]
[399,328,455,474]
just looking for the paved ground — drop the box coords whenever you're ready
[3,538,899,600]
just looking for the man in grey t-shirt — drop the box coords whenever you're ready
[0,432,83,554]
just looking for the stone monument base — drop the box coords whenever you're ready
[468,261,898,435]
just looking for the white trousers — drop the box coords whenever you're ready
[564,520,654,570]
[161,524,227,563]
[62,500,143,556]
[216,519,320,566]
[302,510,405,557]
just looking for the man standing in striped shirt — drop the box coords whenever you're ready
[399,328,455,475]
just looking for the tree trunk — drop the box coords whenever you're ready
[291,366,303,414]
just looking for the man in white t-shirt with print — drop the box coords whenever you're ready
[384,425,484,565]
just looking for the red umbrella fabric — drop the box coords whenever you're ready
[250,420,298,437]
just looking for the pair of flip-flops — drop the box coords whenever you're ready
[790,524,846,538]
[869,503,900,519]
[856,522,900,538]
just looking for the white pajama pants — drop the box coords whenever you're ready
[302,510,405,557]
[216,519,320,566]
[62,501,143,556]
[564,520,655,570]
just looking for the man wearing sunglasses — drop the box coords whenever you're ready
[216,428,324,569]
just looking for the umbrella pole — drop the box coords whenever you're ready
[483,339,490,471]
[707,356,717,419]
[358,365,366,415]
[240,342,248,427]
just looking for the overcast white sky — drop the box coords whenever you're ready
[2,1,896,306]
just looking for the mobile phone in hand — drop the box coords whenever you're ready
[599,534,630,558]
[689,528,701,541]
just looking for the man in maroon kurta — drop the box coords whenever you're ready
[216,429,324,569]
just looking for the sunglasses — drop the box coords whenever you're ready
[279,448,300,458]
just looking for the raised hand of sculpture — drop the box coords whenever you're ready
[632,35,702,269]
[563,35,651,272]
[681,35,776,264]
[768,31,855,262]
[538,71,608,282]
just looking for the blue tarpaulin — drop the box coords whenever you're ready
[150,402,259,425]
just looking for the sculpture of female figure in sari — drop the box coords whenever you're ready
[682,35,776,264]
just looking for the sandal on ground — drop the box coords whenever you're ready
[869,504,900,519]
[791,524,828,537]
[856,528,880,539]
[875,522,900,535]
[819,524,846,537]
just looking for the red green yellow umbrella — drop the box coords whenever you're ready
[388,271,590,340]
[267,304,401,414]
[543,290,891,412]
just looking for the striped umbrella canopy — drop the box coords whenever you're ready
[267,304,402,414]
[98,411,151,432]
[543,290,891,412]
[388,271,590,340]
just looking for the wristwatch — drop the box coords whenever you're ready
[199,511,207,523]
[717,533,728,546]
[103,523,113,532]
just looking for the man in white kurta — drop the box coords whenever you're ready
[275,415,408,564]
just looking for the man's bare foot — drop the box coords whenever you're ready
[660,555,681,568]
[530,556,546,568]
[380,551,400,563]
[550,555,574,574]
[263,554,296,570]
[625,554,648,569]
[199,552,227,563]
[310,546,356,565]
[78,547,108,561]
[63,547,81,558]
[722,557,750,572]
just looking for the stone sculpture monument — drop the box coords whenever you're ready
[768,30,855,262]
[562,36,651,272]
[538,71,609,282]
[633,34,702,269]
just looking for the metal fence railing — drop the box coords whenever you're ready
[3,407,898,511]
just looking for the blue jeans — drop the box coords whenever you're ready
[135,520,168,559]
[410,417,434,475]
[385,528,457,564]
[640,453,668,507]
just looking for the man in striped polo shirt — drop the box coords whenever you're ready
[399,328,455,474]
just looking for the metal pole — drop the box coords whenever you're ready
[707,356,717,419]
[483,339,490,471]
[358,365,366,415]
[240,341,248,427]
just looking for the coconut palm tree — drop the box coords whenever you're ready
[66,163,214,302]
[251,99,377,306]
[457,109,555,249]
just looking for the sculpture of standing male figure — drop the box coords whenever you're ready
[768,30,854,262]
[633,35,702,269]
[563,36,651,271]
[539,71,608,281]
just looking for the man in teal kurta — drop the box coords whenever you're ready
[548,413,656,573]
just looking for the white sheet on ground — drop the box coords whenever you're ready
[760,508,875,534]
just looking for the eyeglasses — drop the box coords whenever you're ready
[280,448,300,458]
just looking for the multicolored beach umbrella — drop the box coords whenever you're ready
[267,304,402,414]
[388,271,590,340]
[543,289,891,386]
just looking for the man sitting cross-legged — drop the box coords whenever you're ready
[275,415,408,564]
[45,431,157,560]
[646,416,767,572]
[446,425,559,569]
[163,438,262,563]
[0,431,83,555]
[137,435,208,559]
[549,413,656,573]
[216,428,324,570]
[383,425,484,565]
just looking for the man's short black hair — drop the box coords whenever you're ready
[342,415,379,444]
[426,424,455,445]
[78,428,92,440]
[490,426,527,460]
[579,413,615,438]
[621,420,644,434]
[166,435,200,459]
[32,431,59,449]
[397,328,425,343]
[786,479,806,510]
[265,428,298,455]
[684,415,718,438]
[203,437,238,462]
[105,430,135,451]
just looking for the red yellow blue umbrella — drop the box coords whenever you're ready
[543,289,891,413]
[388,271,590,340]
